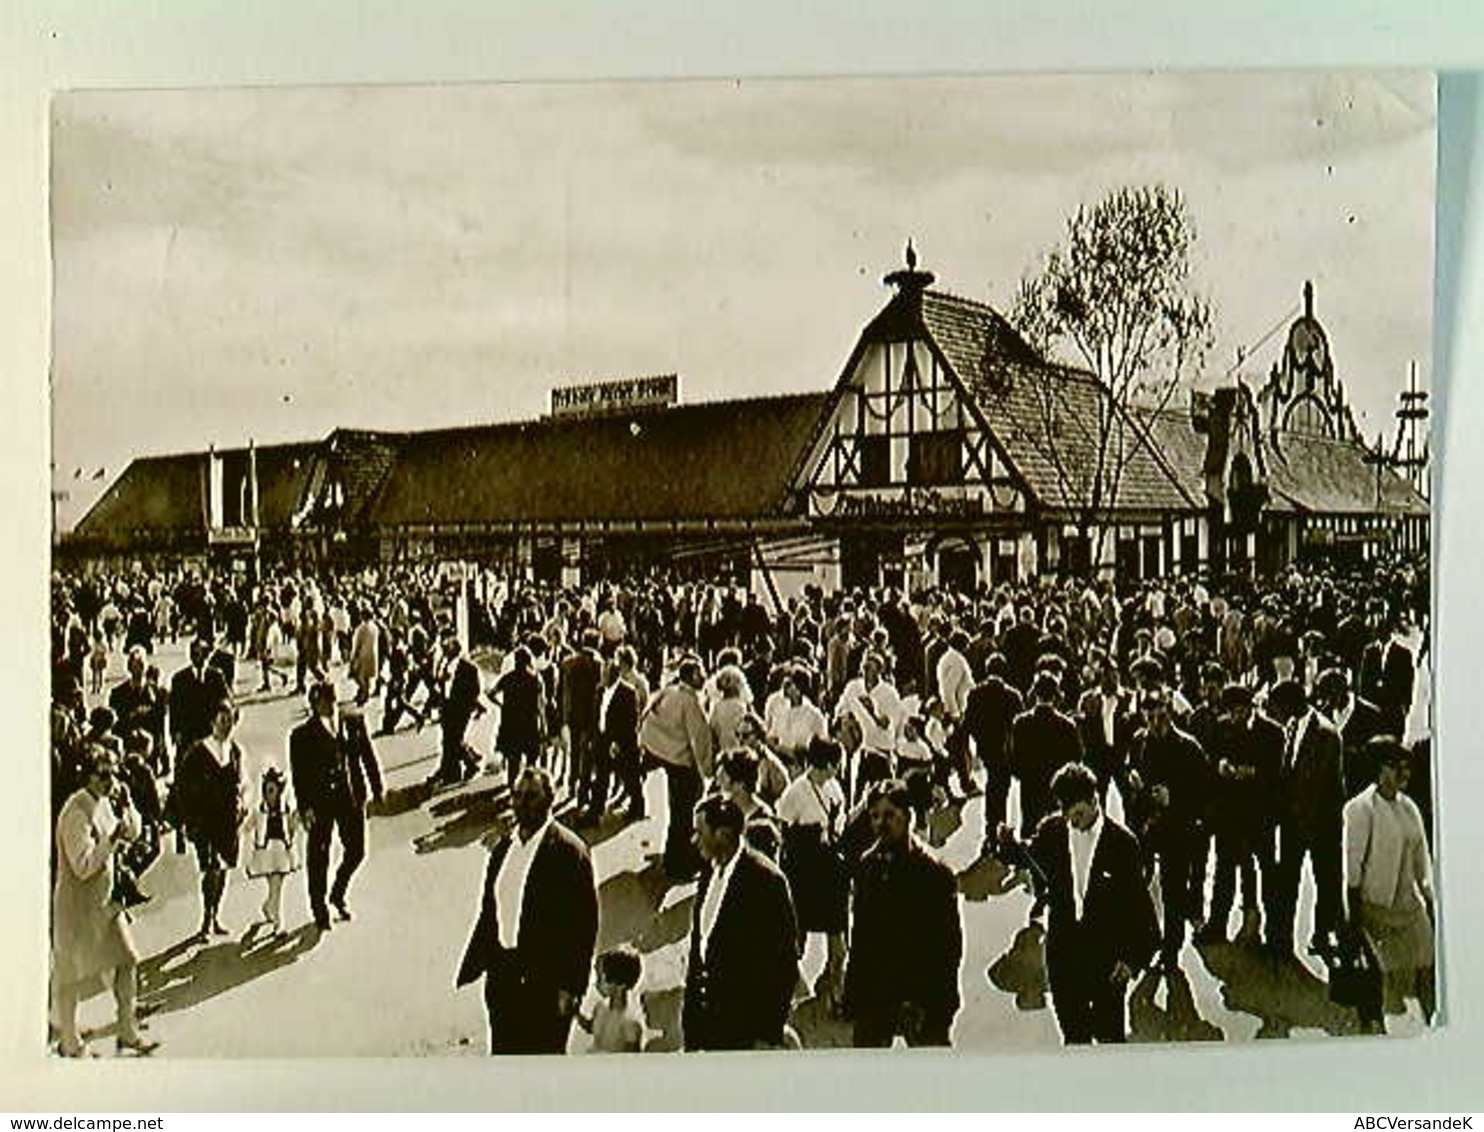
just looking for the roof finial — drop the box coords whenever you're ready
[1304,280,1314,319]
[883,241,935,293]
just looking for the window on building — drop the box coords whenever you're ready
[1117,538,1140,581]
[908,431,963,486]
[859,434,891,486]
[1181,532,1199,573]
[1062,534,1091,578]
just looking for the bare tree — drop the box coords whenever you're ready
[1009,184,1215,572]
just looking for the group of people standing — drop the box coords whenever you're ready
[49,548,1434,1055]
[446,553,1433,1051]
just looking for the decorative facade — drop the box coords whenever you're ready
[66,254,1428,596]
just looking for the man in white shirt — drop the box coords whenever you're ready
[456,767,598,1054]
[936,630,978,798]
[997,763,1158,1044]
[596,598,627,655]
[681,795,798,1050]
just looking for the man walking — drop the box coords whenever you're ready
[1009,672,1082,840]
[682,795,799,1051]
[846,779,964,1047]
[998,762,1158,1044]
[457,767,598,1054]
[1264,679,1346,961]
[964,653,1023,853]
[592,659,644,822]
[430,633,483,787]
[168,637,230,770]
[560,629,604,813]
[639,656,714,881]
[289,680,384,931]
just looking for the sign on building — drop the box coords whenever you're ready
[550,373,679,418]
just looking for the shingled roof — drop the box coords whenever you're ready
[295,429,406,531]
[72,442,319,548]
[1133,407,1212,502]
[1131,401,1428,519]
[1267,432,1428,516]
[368,392,834,530]
[912,289,1197,516]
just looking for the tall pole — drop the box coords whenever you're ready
[249,439,261,582]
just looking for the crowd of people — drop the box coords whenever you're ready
[48,548,1435,1054]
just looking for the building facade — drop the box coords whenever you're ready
[67,255,1427,596]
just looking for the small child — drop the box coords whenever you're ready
[244,766,300,936]
[577,946,647,1053]
[88,635,109,696]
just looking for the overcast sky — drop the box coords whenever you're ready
[50,71,1436,529]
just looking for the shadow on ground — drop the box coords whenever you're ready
[1198,942,1361,1039]
[412,785,515,854]
[956,853,1022,902]
[641,986,683,1053]
[597,860,694,955]
[1129,968,1223,1042]
[925,799,966,849]
[135,924,322,1023]
[986,923,1049,1012]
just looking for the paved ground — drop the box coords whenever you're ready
[64,639,1425,1057]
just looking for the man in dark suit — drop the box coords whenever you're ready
[289,680,384,931]
[1074,656,1137,808]
[590,659,643,821]
[1126,686,1210,973]
[429,634,482,787]
[1002,605,1043,694]
[456,767,598,1055]
[999,762,1158,1044]
[1263,679,1346,960]
[1314,668,1386,799]
[560,630,604,813]
[846,779,963,1047]
[1374,620,1417,739]
[964,652,1023,850]
[1197,684,1283,945]
[111,648,167,774]
[1009,672,1082,839]
[168,637,230,769]
[682,795,799,1051]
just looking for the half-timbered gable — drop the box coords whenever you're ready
[796,252,1034,530]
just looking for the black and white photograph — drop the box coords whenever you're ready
[45,70,1438,1062]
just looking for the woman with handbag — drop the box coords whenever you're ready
[1341,736,1436,1033]
[51,744,160,1056]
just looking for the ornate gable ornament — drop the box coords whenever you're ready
[1257,280,1360,445]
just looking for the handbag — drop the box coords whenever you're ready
[1329,803,1384,1019]
[1327,930,1381,1013]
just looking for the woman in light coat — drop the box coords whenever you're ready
[1343,737,1436,1033]
[52,744,159,1057]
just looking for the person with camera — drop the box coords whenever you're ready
[51,744,160,1057]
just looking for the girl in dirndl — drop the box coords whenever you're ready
[245,766,300,937]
